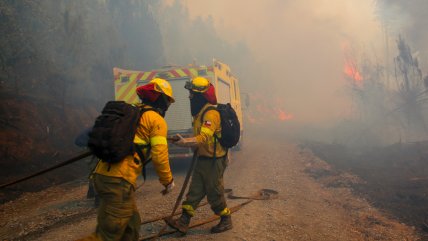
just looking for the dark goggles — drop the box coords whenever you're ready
[184,80,209,92]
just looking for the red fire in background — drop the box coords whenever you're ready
[344,59,363,86]
[342,42,363,87]
[277,109,294,121]
[245,93,294,124]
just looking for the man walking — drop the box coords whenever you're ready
[167,76,232,234]
[78,78,175,241]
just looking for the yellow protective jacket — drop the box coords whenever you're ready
[193,104,226,158]
[94,104,173,187]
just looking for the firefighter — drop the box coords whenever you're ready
[166,76,232,234]
[78,78,175,241]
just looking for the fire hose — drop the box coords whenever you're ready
[147,149,200,240]
[0,151,92,189]
[139,188,279,240]
[0,136,180,189]
[0,148,279,239]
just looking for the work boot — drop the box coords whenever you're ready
[210,215,233,233]
[165,211,191,234]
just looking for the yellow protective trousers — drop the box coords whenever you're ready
[182,156,228,215]
[78,174,141,241]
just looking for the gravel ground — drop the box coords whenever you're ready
[0,129,420,241]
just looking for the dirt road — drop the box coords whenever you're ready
[0,129,420,240]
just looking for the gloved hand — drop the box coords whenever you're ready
[161,179,175,195]
[173,134,198,147]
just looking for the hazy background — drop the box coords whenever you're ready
[179,0,428,146]
[2,0,428,232]
[1,0,428,162]
[182,0,382,124]
[180,0,428,126]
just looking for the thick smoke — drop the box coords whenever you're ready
[181,0,428,145]
[183,0,386,126]
[0,0,252,188]
[376,0,428,69]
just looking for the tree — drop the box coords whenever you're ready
[392,35,428,140]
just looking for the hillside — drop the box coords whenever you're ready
[0,94,98,203]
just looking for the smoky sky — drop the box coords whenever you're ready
[375,0,428,67]
[177,0,427,126]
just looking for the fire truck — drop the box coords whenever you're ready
[113,59,244,158]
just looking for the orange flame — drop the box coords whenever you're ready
[342,41,363,86]
[344,61,363,85]
[246,93,294,123]
[277,109,294,121]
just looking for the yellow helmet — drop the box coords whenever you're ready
[185,76,210,93]
[150,78,175,103]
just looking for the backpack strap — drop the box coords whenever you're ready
[135,144,151,180]
[134,106,159,180]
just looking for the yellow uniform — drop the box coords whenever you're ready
[193,104,227,158]
[83,104,173,241]
[182,103,229,216]
[94,104,173,187]
[167,77,233,234]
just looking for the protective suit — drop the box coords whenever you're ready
[78,78,175,241]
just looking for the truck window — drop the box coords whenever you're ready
[121,76,129,83]
[198,69,207,75]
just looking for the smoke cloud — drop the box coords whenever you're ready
[376,0,428,68]
[182,0,387,125]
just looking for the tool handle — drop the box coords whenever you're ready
[167,135,180,142]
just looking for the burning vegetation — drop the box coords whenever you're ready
[1,0,428,239]
[340,36,428,146]
[245,93,294,124]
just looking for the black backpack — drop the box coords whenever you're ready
[88,101,153,163]
[202,103,240,148]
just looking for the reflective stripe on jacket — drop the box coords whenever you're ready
[94,104,173,187]
[193,104,226,158]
